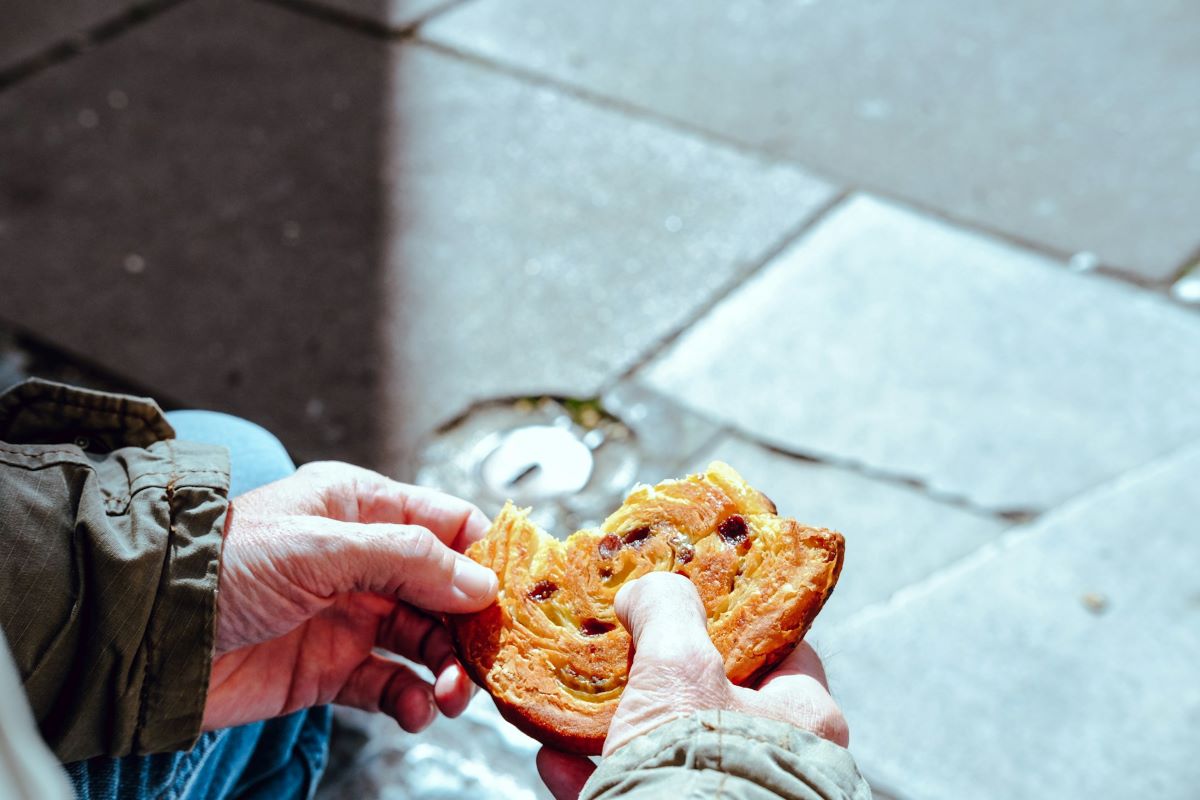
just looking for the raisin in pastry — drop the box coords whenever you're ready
[448,462,844,755]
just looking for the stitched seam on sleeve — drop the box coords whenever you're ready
[0,443,90,460]
[126,470,230,482]
[619,715,850,786]
[706,722,854,795]
[716,709,724,774]
[687,724,827,752]
[133,453,178,753]
[103,474,226,520]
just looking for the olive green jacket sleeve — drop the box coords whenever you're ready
[581,710,873,800]
[0,379,230,762]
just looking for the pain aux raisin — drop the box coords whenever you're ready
[527,580,558,602]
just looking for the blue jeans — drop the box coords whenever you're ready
[65,411,332,800]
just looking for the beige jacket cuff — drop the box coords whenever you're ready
[582,710,873,800]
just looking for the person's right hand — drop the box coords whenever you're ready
[202,461,498,734]
[536,572,849,800]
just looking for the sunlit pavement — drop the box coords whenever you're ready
[1,2,1198,798]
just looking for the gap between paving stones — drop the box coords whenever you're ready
[825,435,1200,639]
[670,409,1029,528]
[612,380,1029,537]
[0,0,191,92]
[599,188,851,394]
[741,437,1035,526]
[0,0,466,94]
[253,0,471,38]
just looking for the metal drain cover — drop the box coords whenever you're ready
[414,396,640,536]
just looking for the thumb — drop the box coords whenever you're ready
[313,520,498,612]
[614,571,719,665]
[606,572,729,756]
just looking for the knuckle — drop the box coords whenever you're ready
[297,460,343,485]
[637,641,725,689]
[676,640,724,671]
[398,526,446,567]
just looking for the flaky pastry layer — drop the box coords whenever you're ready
[448,461,844,754]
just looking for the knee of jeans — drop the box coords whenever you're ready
[166,410,295,495]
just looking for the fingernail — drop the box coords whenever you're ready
[402,685,437,733]
[453,557,498,600]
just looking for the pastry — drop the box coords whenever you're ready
[448,461,844,754]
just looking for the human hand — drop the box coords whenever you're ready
[202,462,498,733]
[536,572,848,800]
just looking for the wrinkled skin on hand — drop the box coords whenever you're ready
[536,573,849,800]
[202,462,498,734]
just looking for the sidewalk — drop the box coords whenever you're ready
[2,2,1198,798]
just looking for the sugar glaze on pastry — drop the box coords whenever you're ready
[448,461,844,754]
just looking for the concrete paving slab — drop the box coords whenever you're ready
[277,0,457,32]
[317,697,552,800]
[0,0,834,473]
[0,0,147,75]
[425,0,1200,281]
[820,441,1200,800]
[642,195,1200,512]
[687,435,1008,632]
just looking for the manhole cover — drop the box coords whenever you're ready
[414,396,640,536]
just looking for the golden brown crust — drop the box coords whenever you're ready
[448,461,844,755]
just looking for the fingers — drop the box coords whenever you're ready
[317,521,498,612]
[742,642,849,747]
[614,572,722,667]
[337,654,439,733]
[298,462,491,551]
[386,483,492,551]
[536,748,596,800]
[738,681,850,747]
[376,603,476,717]
[431,660,476,718]
[755,641,830,691]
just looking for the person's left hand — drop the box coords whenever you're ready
[536,573,848,800]
[201,461,498,734]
